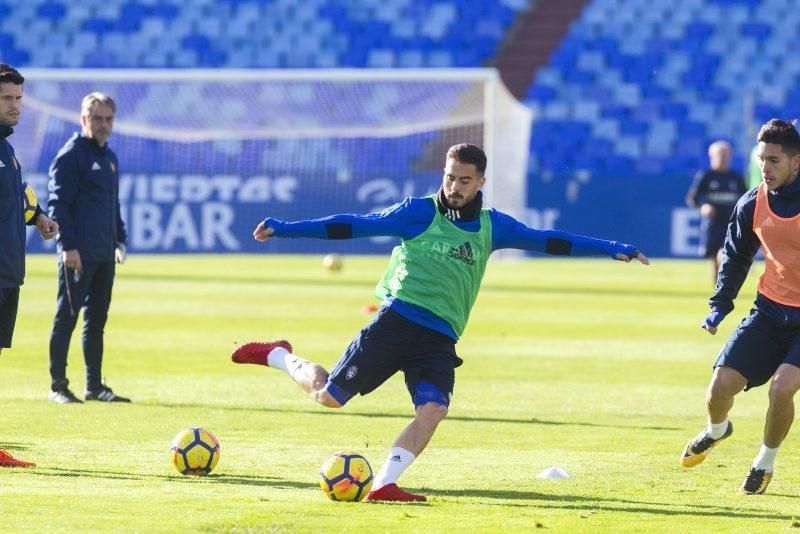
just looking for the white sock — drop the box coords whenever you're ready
[752,443,779,472]
[372,447,416,490]
[266,347,306,376]
[266,347,289,371]
[707,419,729,439]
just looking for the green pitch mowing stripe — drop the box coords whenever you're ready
[0,255,795,532]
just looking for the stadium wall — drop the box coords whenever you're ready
[528,172,713,258]
[25,168,705,258]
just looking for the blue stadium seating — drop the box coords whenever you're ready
[526,0,800,177]
[0,0,525,70]
[6,0,797,181]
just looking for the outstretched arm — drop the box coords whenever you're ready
[490,210,649,264]
[253,198,432,243]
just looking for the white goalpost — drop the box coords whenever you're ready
[19,68,532,255]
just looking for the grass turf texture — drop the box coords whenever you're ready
[1,255,797,532]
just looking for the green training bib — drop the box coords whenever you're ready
[375,196,492,337]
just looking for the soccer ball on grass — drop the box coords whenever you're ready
[319,451,373,501]
[170,427,220,476]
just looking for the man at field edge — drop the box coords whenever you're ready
[231,143,648,501]
[0,63,59,468]
[47,92,130,404]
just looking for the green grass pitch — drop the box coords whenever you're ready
[1,254,797,532]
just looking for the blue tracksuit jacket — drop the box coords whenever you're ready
[0,126,30,288]
[47,133,126,261]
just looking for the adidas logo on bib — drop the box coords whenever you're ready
[447,241,476,265]
[91,161,101,171]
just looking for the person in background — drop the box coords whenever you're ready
[686,140,747,285]
[47,92,129,404]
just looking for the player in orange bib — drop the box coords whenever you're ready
[680,119,800,494]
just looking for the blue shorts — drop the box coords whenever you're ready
[715,294,800,390]
[0,286,20,348]
[327,306,463,406]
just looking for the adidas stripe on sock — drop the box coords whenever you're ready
[372,447,416,490]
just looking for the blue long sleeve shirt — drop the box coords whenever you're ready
[264,197,638,340]
[710,178,800,316]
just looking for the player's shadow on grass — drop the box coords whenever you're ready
[149,402,679,431]
[329,410,681,432]
[31,467,156,481]
[0,441,34,451]
[197,474,319,490]
[428,487,792,520]
[32,467,318,489]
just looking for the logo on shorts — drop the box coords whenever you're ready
[346,365,358,380]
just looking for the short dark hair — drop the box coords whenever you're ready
[758,119,800,156]
[446,143,487,175]
[0,64,24,85]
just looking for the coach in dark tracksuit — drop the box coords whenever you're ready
[686,140,747,286]
[0,64,58,355]
[47,92,130,404]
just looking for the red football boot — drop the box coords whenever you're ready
[0,449,35,468]
[231,339,292,367]
[364,483,427,502]
[231,340,293,366]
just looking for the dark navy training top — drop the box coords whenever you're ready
[0,126,26,288]
[47,133,127,262]
[687,169,747,226]
[711,176,800,316]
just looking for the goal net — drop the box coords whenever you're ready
[20,69,531,254]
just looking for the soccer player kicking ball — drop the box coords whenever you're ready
[233,144,649,502]
[681,119,800,495]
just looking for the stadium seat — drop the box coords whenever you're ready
[525,0,800,178]
[8,0,800,183]
[36,2,66,23]
[5,0,524,72]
